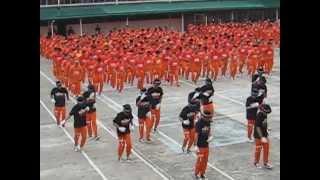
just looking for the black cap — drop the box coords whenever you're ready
[123,104,132,113]
[77,96,85,102]
[195,87,201,92]
[153,79,161,85]
[257,67,264,74]
[88,84,95,90]
[205,78,212,85]
[140,88,147,93]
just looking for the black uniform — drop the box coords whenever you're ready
[199,84,214,104]
[136,93,152,118]
[69,103,88,128]
[82,90,96,113]
[195,119,211,148]
[113,112,133,135]
[251,82,267,99]
[179,105,198,129]
[50,87,69,107]
[246,96,260,120]
[188,91,201,112]
[254,112,268,139]
[147,86,163,109]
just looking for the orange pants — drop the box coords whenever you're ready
[182,128,195,150]
[116,78,124,92]
[118,133,132,159]
[221,62,228,76]
[201,103,214,115]
[93,81,104,95]
[126,71,135,85]
[230,66,237,80]
[265,59,273,75]
[138,116,153,140]
[238,59,246,73]
[86,111,98,137]
[254,138,270,164]
[54,106,66,125]
[195,147,209,176]
[247,119,254,139]
[169,72,179,86]
[137,75,145,90]
[74,126,87,148]
[151,108,161,130]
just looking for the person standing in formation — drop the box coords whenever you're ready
[82,84,100,141]
[113,104,135,161]
[194,110,214,179]
[61,96,90,152]
[179,101,198,153]
[147,79,164,132]
[253,104,273,169]
[136,88,153,142]
[50,81,69,127]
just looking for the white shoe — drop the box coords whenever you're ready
[263,163,273,169]
[248,138,254,143]
[73,146,79,152]
[254,162,262,169]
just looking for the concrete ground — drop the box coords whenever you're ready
[40,49,280,180]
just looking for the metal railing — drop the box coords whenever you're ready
[40,0,249,8]
[40,0,192,7]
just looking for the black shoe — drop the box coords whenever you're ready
[94,136,100,141]
[181,147,185,153]
[153,128,157,133]
[193,174,200,179]
[200,174,206,179]
[186,149,192,154]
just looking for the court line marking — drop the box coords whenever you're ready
[40,70,171,180]
[40,100,109,180]
[97,93,236,180]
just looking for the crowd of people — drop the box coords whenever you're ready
[46,21,278,179]
[40,20,279,96]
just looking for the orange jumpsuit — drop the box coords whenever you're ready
[92,65,106,95]
[168,60,180,87]
[229,54,239,80]
[238,47,247,73]
[221,52,229,77]
[116,65,126,93]
[136,62,145,90]
[190,56,201,84]
[68,63,84,96]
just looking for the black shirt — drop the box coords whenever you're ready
[195,119,212,148]
[147,86,163,108]
[50,87,69,107]
[179,105,197,129]
[254,112,268,138]
[113,112,133,135]
[69,103,88,128]
[251,82,267,99]
[82,90,96,112]
[136,93,152,118]
[199,84,214,104]
[188,91,200,112]
[245,96,260,120]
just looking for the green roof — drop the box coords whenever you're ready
[40,0,279,21]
